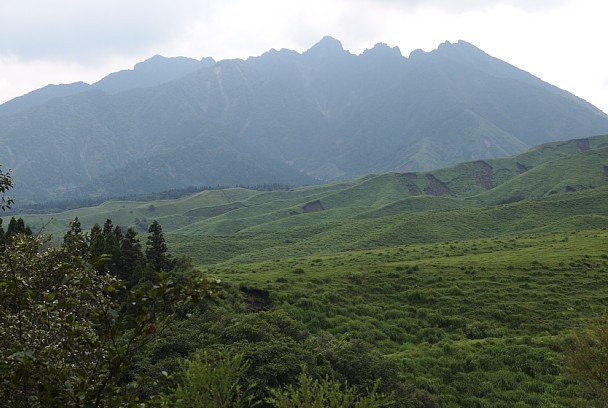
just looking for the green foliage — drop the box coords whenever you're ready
[164,351,257,408]
[0,230,215,407]
[266,368,390,408]
[0,164,13,211]
[14,137,608,269]
[5,137,608,406]
[205,310,315,400]
[215,230,608,406]
[322,339,400,394]
[565,325,608,406]
[147,220,169,272]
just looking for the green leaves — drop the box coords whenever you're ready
[565,325,608,405]
[0,232,215,407]
[0,165,13,211]
[166,351,258,408]
[266,368,389,408]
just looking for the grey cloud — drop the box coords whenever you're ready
[0,0,576,65]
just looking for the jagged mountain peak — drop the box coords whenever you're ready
[361,42,403,59]
[435,39,490,59]
[2,37,608,203]
[304,36,349,59]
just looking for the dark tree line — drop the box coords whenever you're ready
[64,217,172,288]
[0,217,32,252]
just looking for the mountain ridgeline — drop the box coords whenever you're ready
[2,37,608,203]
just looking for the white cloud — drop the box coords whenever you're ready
[0,0,217,61]
[0,53,136,104]
[356,0,572,13]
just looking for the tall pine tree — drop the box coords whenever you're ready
[88,223,105,259]
[119,227,144,285]
[5,217,32,242]
[63,217,87,256]
[146,220,168,272]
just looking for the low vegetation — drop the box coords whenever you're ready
[3,138,608,406]
[206,230,608,406]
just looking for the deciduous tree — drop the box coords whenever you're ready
[0,165,13,211]
[0,232,214,407]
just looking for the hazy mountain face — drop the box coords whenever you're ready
[0,56,214,117]
[1,37,608,203]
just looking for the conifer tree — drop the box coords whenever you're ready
[146,220,168,272]
[89,223,105,259]
[5,217,17,241]
[5,217,32,242]
[102,219,115,251]
[63,217,87,256]
[119,227,144,285]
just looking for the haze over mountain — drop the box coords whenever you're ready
[1,37,608,203]
[0,55,215,117]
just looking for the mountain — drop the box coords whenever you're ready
[0,82,92,117]
[0,55,214,117]
[2,37,608,203]
[93,55,215,95]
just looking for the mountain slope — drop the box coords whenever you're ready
[9,134,608,264]
[2,37,608,203]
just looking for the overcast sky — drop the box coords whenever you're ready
[1,0,607,113]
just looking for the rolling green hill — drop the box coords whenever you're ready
[5,135,608,406]
[9,134,608,267]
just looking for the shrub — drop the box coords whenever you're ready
[266,369,390,407]
[164,351,255,408]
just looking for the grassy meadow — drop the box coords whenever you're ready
[6,134,608,405]
[207,230,608,406]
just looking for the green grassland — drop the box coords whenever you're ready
[208,230,608,406]
[164,187,608,265]
[5,134,608,405]
[9,136,608,264]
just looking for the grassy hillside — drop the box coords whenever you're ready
[206,229,608,407]
[9,134,608,266]
[5,135,608,406]
[164,187,608,265]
